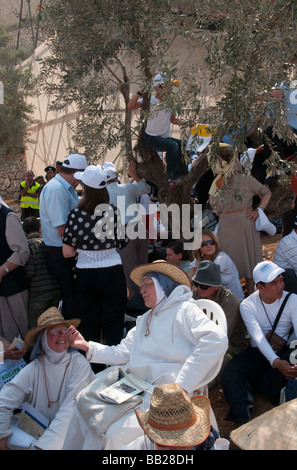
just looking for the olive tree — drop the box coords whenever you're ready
[0,25,36,160]
[39,0,297,213]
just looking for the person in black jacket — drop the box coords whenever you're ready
[0,199,29,361]
[22,217,61,328]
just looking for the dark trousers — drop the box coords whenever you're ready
[143,133,187,180]
[46,246,79,320]
[76,264,127,347]
[194,168,215,209]
[21,207,39,222]
[222,346,290,425]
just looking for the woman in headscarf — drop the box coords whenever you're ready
[62,260,228,450]
[208,144,271,295]
[0,308,94,450]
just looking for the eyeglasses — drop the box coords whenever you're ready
[193,282,211,290]
[200,239,215,248]
[139,281,154,292]
[48,327,68,336]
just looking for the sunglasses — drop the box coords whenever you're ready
[200,239,215,248]
[193,282,211,290]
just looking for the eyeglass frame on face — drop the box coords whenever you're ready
[139,280,155,292]
[48,326,68,336]
[200,239,215,248]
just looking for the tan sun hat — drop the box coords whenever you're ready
[130,260,191,289]
[24,307,81,348]
[135,383,211,447]
[230,399,297,450]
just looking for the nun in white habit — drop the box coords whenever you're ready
[0,308,94,450]
[63,261,228,450]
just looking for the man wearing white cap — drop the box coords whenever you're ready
[127,73,187,188]
[39,154,87,319]
[222,260,297,427]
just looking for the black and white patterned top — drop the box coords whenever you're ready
[63,204,129,251]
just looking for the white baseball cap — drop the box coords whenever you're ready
[153,73,179,88]
[62,153,88,170]
[102,162,118,181]
[153,73,165,87]
[74,165,107,189]
[253,261,285,285]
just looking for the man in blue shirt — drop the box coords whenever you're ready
[39,154,87,319]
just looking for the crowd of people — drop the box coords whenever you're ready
[1,73,297,451]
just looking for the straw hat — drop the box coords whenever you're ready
[135,383,211,447]
[230,399,297,450]
[130,260,191,289]
[24,307,81,348]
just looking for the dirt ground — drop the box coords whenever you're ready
[209,231,282,439]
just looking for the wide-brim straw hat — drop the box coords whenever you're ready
[135,383,211,447]
[24,307,81,348]
[130,260,191,289]
[230,399,297,450]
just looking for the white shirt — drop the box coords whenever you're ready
[240,290,297,365]
[273,229,297,276]
[107,179,150,224]
[139,96,172,138]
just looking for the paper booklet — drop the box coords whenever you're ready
[8,402,49,448]
[99,372,151,404]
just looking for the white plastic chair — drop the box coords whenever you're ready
[195,299,227,334]
[194,299,228,397]
[194,299,228,430]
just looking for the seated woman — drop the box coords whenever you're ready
[165,240,192,274]
[62,260,228,450]
[0,308,94,450]
[188,229,244,301]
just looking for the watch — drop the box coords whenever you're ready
[2,264,9,273]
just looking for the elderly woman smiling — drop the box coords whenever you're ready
[62,260,228,450]
[0,308,94,450]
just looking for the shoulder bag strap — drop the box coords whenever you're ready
[271,292,292,334]
[266,292,292,344]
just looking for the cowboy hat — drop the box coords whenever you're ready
[135,383,211,447]
[24,307,81,348]
[130,260,191,289]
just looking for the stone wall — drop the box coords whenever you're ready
[0,154,27,213]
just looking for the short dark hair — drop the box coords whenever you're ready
[166,240,191,261]
[59,166,80,175]
[22,216,40,234]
